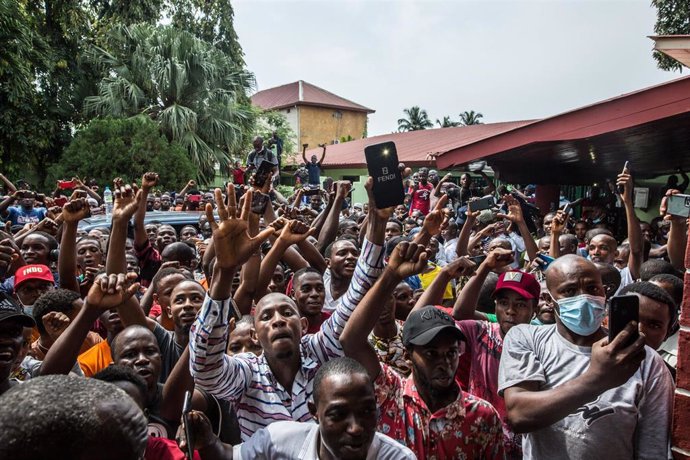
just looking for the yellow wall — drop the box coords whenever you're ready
[298,106,367,148]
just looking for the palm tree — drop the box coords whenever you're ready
[436,116,460,128]
[459,110,484,126]
[84,24,256,182]
[397,106,433,132]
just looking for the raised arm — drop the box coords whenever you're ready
[413,256,476,311]
[255,219,314,301]
[58,198,90,294]
[189,186,274,397]
[316,181,350,252]
[413,195,447,247]
[548,210,567,259]
[41,273,139,376]
[0,191,21,216]
[178,179,196,198]
[73,177,102,204]
[340,241,427,379]
[451,248,513,320]
[107,181,144,275]
[133,174,158,249]
[502,322,646,433]
[661,190,688,270]
[479,171,496,194]
[618,170,642,280]
[0,174,16,194]
[319,144,327,164]
[456,209,480,257]
[497,195,538,263]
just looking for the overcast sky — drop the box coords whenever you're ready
[233,0,680,136]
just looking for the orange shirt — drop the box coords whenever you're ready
[78,340,112,377]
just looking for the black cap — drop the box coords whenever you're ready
[402,305,465,347]
[0,293,35,327]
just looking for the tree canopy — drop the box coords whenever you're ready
[652,0,690,72]
[0,0,249,187]
[50,116,196,190]
[459,110,484,126]
[397,106,434,132]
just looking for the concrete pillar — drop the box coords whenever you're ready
[535,185,560,215]
[672,222,690,459]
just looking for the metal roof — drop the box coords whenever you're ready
[436,75,690,184]
[251,80,375,113]
[304,121,536,169]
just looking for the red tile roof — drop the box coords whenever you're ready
[251,80,375,113]
[303,121,536,168]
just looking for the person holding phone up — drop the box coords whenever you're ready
[0,189,48,226]
[499,254,673,460]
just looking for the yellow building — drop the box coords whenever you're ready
[251,80,374,157]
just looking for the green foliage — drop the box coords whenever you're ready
[459,110,484,126]
[0,0,248,189]
[397,106,434,132]
[436,116,460,128]
[652,0,690,72]
[253,111,298,164]
[84,23,255,183]
[167,0,245,66]
[339,135,354,143]
[50,116,195,190]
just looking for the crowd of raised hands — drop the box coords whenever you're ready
[0,165,685,460]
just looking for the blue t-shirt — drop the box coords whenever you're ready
[5,206,46,226]
[306,162,321,185]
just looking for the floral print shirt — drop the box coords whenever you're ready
[375,364,505,460]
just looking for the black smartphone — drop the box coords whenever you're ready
[616,161,630,195]
[364,141,405,209]
[251,191,270,214]
[468,254,487,265]
[562,202,571,215]
[253,160,275,188]
[468,196,496,212]
[608,294,639,347]
[182,390,194,460]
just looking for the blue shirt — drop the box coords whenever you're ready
[5,206,46,226]
[306,162,321,185]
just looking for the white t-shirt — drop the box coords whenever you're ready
[616,266,635,294]
[233,420,415,459]
[498,324,673,460]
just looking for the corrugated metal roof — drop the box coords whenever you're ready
[302,121,536,168]
[251,80,375,113]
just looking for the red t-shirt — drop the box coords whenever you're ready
[232,167,245,185]
[410,182,434,216]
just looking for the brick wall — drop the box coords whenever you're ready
[672,224,690,459]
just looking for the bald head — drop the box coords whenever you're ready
[111,325,156,360]
[546,255,604,298]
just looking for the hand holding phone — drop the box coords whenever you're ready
[608,294,639,347]
[365,141,405,209]
[616,161,629,195]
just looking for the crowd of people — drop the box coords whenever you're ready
[0,159,685,460]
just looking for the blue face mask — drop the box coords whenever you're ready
[555,294,606,336]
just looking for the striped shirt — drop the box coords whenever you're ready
[190,238,384,440]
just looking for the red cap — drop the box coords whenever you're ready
[493,270,540,300]
[14,264,54,291]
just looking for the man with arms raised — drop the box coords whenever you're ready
[190,182,386,439]
[499,254,673,459]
